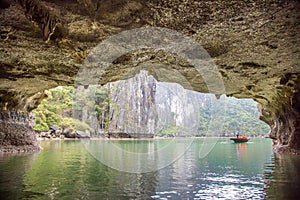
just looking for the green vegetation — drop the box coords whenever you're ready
[33,85,113,133]
[223,97,270,136]
[156,96,270,137]
[196,96,270,137]
[156,125,195,137]
[34,86,269,137]
[33,86,94,132]
[72,85,115,134]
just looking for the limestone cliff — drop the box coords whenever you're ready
[156,82,202,134]
[0,0,299,153]
[107,70,157,138]
[72,71,157,138]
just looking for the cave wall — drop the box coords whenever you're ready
[0,111,40,152]
[260,74,300,154]
[0,0,299,152]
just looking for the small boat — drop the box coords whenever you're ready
[230,136,249,143]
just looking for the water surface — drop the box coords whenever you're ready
[0,138,299,199]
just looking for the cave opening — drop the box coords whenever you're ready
[31,71,270,140]
[0,0,299,198]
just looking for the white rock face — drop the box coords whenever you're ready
[108,70,158,137]
[156,82,206,134]
[106,71,210,137]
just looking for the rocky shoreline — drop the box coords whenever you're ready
[36,125,90,140]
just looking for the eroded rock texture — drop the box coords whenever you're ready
[0,111,40,152]
[0,0,299,152]
[262,74,300,154]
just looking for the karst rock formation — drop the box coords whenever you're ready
[0,0,299,153]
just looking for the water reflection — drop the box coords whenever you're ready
[1,138,299,199]
[153,138,272,199]
[0,141,158,199]
[265,154,300,199]
[236,143,248,160]
[25,140,157,199]
[0,152,39,199]
[82,138,195,173]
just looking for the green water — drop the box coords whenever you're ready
[0,138,299,199]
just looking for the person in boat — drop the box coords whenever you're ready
[235,131,240,138]
[235,131,247,139]
[231,132,249,142]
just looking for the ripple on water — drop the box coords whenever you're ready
[196,184,265,200]
[200,175,264,186]
[152,174,266,200]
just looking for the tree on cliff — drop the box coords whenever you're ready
[33,85,269,137]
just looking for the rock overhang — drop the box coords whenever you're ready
[0,0,299,152]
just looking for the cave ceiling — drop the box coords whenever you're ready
[0,0,299,113]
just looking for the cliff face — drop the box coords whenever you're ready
[77,73,205,137]
[107,71,157,138]
[156,82,202,134]
[0,0,299,153]
[72,71,157,138]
